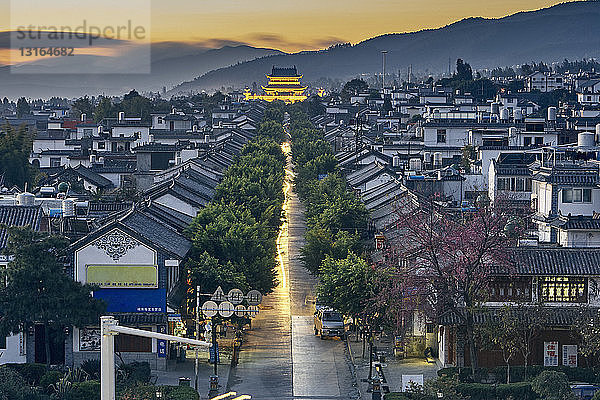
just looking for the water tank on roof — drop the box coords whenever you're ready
[514,109,523,121]
[547,106,557,121]
[16,192,35,206]
[500,108,510,121]
[578,131,596,148]
[62,199,75,217]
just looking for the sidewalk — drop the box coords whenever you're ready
[155,356,231,400]
[346,332,439,399]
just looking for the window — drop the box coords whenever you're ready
[524,137,532,146]
[97,142,105,149]
[0,335,5,349]
[115,332,151,352]
[488,277,532,301]
[540,276,587,303]
[497,177,508,191]
[556,78,563,83]
[83,128,93,136]
[563,188,592,203]
[563,188,573,203]
[535,137,544,145]
[515,178,525,192]
[437,129,446,143]
[157,117,163,124]
[525,178,532,192]
[588,96,592,102]
[50,157,61,167]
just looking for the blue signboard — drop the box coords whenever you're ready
[93,288,166,313]
[157,325,167,358]
[209,343,220,364]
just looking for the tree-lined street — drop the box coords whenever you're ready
[225,137,358,399]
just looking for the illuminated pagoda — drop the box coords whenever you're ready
[244,65,308,104]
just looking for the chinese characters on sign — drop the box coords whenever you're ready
[544,341,559,366]
[562,344,577,368]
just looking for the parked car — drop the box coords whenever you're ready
[314,309,346,339]
[571,384,600,400]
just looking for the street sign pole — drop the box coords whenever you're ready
[195,285,200,390]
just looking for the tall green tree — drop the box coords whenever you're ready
[317,253,378,318]
[0,227,105,365]
[341,79,368,102]
[16,97,30,118]
[0,124,37,189]
[71,96,94,120]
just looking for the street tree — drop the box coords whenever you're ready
[573,307,600,367]
[257,120,285,142]
[476,306,520,383]
[0,227,105,365]
[384,198,517,374]
[317,252,378,319]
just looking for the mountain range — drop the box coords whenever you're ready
[0,43,283,99]
[171,0,600,94]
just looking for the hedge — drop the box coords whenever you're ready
[68,380,100,400]
[5,363,48,385]
[386,382,535,400]
[457,382,536,400]
[439,365,600,384]
[119,385,200,400]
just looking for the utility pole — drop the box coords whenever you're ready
[194,285,200,390]
[381,51,388,90]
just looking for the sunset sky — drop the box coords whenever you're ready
[2,0,567,53]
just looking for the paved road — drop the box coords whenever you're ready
[225,142,358,400]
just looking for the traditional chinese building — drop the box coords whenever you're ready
[244,66,308,104]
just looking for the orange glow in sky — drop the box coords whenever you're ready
[0,0,566,53]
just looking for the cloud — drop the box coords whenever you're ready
[183,33,348,52]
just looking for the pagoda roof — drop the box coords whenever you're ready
[268,65,300,77]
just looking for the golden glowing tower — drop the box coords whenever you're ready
[244,66,308,104]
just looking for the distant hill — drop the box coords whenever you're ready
[171,0,600,94]
[0,43,283,98]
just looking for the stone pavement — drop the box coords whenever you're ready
[346,333,439,399]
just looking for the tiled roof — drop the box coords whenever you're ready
[508,248,600,275]
[551,216,600,230]
[0,205,43,249]
[439,307,594,326]
[72,165,113,188]
[120,211,192,258]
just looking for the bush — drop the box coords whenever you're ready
[5,363,48,385]
[457,382,536,400]
[79,359,100,380]
[118,385,199,400]
[40,370,63,393]
[118,362,151,387]
[437,367,488,383]
[67,380,100,400]
[532,370,575,400]
[0,366,44,400]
